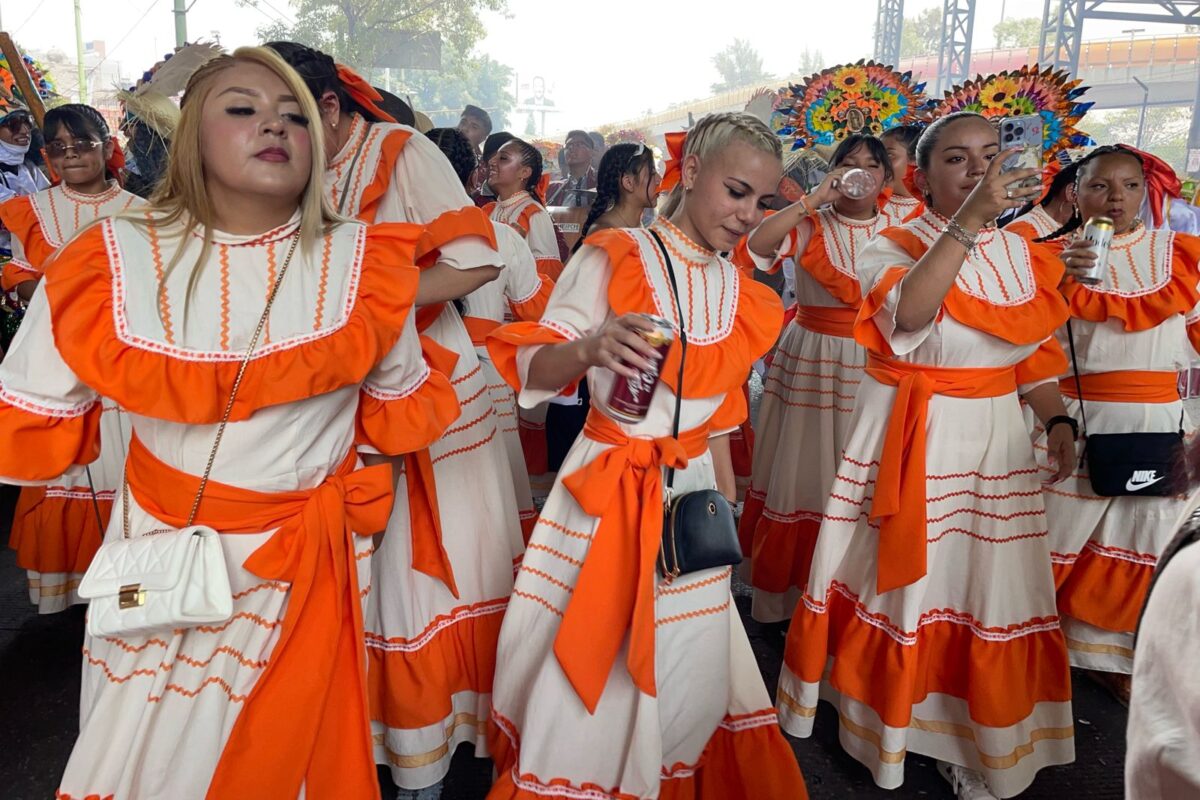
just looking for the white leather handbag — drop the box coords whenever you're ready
[78,234,299,638]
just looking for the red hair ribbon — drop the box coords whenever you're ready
[536,172,551,202]
[659,131,686,194]
[1117,144,1182,229]
[1037,159,1064,206]
[901,163,920,199]
[335,64,397,124]
[108,138,127,187]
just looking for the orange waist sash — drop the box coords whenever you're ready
[125,434,393,800]
[554,407,711,714]
[1059,370,1180,404]
[794,305,858,338]
[864,354,1018,594]
[463,315,502,347]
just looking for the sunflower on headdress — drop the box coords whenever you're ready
[934,66,1096,162]
[773,59,930,151]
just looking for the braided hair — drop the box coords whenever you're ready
[43,103,115,181]
[426,127,478,188]
[1034,145,1145,242]
[574,143,656,251]
[264,41,377,121]
[504,137,545,205]
[659,112,782,219]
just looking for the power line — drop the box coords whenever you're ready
[242,0,293,28]
[13,0,50,35]
[85,0,159,80]
[256,0,295,25]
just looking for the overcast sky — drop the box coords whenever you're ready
[5,0,1184,128]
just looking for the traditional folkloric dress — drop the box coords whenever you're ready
[490,190,566,280]
[0,213,454,799]
[738,208,886,624]
[484,218,807,800]
[0,180,142,612]
[1027,224,1200,674]
[880,192,923,226]
[491,192,566,498]
[778,210,1076,798]
[325,112,525,789]
[462,220,554,541]
[1005,204,1066,242]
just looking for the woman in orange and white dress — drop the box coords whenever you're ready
[0,48,453,800]
[488,137,565,281]
[880,124,924,224]
[737,133,894,624]
[0,104,143,612]
[778,112,1077,800]
[428,126,554,541]
[1004,157,1080,242]
[1024,145,1200,690]
[485,113,806,800]
[267,42,523,798]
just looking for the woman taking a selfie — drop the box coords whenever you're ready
[778,112,1076,800]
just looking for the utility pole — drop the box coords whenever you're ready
[173,0,188,48]
[74,0,87,103]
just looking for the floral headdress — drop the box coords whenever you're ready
[932,65,1095,163]
[771,60,930,151]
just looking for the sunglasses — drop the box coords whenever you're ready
[1,114,32,133]
[45,138,106,158]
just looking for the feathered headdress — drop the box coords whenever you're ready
[771,60,930,151]
[931,65,1095,163]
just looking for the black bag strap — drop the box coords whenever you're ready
[648,229,687,496]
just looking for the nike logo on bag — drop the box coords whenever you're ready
[1126,470,1165,492]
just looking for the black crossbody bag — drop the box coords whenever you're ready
[648,230,742,579]
[1066,320,1187,497]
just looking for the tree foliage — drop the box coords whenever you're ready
[253,0,507,74]
[395,42,514,129]
[1086,107,1194,171]
[993,16,1042,48]
[711,38,771,94]
[899,7,942,58]
[797,47,826,78]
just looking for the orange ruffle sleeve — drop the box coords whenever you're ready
[598,229,784,399]
[1,259,40,291]
[876,229,1069,347]
[0,195,54,269]
[798,214,863,307]
[486,322,578,397]
[0,398,101,480]
[1015,337,1069,387]
[1063,231,1200,333]
[519,204,565,281]
[507,272,554,322]
[44,222,427,424]
[709,385,749,432]
[356,367,459,457]
[414,205,499,269]
[854,266,913,356]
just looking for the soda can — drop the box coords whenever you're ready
[837,168,876,200]
[605,314,675,423]
[1077,216,1114,285]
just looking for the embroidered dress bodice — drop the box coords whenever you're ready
[31,182,139,249]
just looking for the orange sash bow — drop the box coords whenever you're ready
[462,315,501,347]
[794,305,858,338]
[658,131,686,195]
[1059,370,1180,404]
[335,63,397,124]
[125,435,393,800]
[865,354,1018,593]
[553,408,711,713]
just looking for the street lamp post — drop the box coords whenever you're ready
[1132,75,1150,149]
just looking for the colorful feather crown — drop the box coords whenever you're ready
[932,65,1095,162]
[771,60,930,151]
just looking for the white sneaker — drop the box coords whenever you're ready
[937,761,998,800]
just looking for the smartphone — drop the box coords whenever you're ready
[998,114,1044,190]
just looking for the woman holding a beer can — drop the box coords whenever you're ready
[777,111,1077,800]
[1037,144,1200,701]
[736,133,896,625]
[485,112,808,798]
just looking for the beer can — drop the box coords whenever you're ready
[1077,216,1114,285]
[605,314,675,423]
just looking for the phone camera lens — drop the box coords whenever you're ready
[1014,127,1024,137]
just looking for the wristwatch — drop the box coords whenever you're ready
[1046,415,1079,440]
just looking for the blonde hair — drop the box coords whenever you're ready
[128,46,341,320]
[659,112,783,218]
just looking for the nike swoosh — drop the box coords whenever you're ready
[1126,475,1166,492]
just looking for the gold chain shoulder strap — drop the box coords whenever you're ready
[122,231,302,537]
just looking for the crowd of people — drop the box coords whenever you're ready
[0,39,1198,800]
